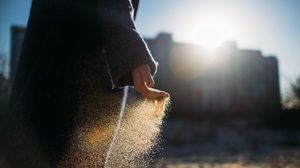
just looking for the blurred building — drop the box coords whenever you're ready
[10,26,26,83]
[0,73,9,116]
[145,33,281,118]
[9,26,281,118]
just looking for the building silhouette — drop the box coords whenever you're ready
[145,33,281,118]
[9,27,281,118]
[10,26,26,83]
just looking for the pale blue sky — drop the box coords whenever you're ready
[0,0,300,96]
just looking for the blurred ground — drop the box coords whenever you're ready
[153,156,300,168]
[1,117,300,167]
[151,119,300,168]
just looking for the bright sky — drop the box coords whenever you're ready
[0,0,300,96]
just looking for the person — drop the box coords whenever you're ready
[4,0,168,167]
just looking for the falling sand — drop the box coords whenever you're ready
[104,86,129,167]
[59,86,170,167]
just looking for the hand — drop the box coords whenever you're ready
[132,64,169,100]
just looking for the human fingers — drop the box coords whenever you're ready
[132,67,150,97]
[132,64,169,99]
[132,75,160,99]
[140,65,154,88]
[147,88,170,100]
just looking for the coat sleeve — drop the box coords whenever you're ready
[100,0,158,87]
[31,0,157,87]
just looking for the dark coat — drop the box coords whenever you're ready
[5,0,157,167]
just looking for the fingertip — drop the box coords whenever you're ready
[159,91,170,98]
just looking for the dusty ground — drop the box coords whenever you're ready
[151,119,300,168]
[152,155,300,168]
[1,119,300,167]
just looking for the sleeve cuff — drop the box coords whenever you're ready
[105,29,158,87]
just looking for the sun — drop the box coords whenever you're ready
[194,15,237,49]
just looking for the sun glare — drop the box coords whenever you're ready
[194,15,237,49]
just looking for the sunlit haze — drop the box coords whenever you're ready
[193,15,238,49]
[135,0,300,96]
